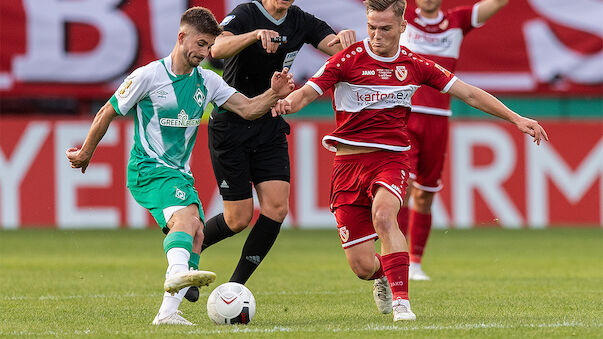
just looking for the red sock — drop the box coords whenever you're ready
[397,206,409,236]
[381,252,409,300]
[409,210,432,263]
[369,253,385,280]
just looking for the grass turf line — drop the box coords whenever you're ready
[0,228,601,338]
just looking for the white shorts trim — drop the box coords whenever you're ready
[375,181,404,205]
[323,136,410,152]
[163,206,188,224]
[342,233,378,248]
[412,181,443,192]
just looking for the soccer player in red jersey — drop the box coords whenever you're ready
[399,0,508,281]
[271,0,547,321]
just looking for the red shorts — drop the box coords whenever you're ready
[406,112,449,192]
[330,151,410,249]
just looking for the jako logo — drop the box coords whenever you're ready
[362,70,375,76]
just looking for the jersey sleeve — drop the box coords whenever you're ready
[305,53,345,95]
[450,6,479,35]
[416,57,458,94]
[109,65,152,116]
[201,69,237,108]
[220,4,251,35]
[301,10,336,48]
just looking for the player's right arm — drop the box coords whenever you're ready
[65,102,118,173]
[66,65,151,173]
[272,85,321,116]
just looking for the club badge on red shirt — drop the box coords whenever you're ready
[395,65,408,82]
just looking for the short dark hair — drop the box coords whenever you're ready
[180,7,222,36]
[364,0,407,18]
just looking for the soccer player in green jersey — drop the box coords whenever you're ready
[66,7,294,325]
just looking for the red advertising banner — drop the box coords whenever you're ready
[0,118,601,229]
[1,0,601,98]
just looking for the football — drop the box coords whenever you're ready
[207,282,256,325]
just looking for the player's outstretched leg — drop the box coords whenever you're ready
[164,269,216,295]
[153,231,215,325]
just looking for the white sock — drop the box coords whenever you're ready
[409,262,421,270]
[158,288,189,317]
[158,248,190,317]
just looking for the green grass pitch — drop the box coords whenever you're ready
[1,228,601,338]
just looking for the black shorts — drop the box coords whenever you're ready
[208,109,291,201]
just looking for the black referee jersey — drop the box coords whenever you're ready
[219,1,336,98]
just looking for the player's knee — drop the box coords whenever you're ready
[224,213,252,233]
[372,208,397,235]
[348,256,375,280]
[261,200,289,222]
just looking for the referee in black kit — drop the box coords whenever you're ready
[193,0,356,294]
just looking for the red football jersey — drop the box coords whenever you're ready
[400,5,480,116]
[307,38,456,152]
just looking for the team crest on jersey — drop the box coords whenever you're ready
[117,77,134,98]
[194,88,205,107]
[338,226,350,243]
[395,66,408,81]
[175,187,186,200]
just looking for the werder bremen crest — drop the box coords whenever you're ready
[160,110,201,127]
[194,88,205,107]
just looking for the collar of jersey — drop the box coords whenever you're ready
[415,8,444,25]
[162,55,195,80]
[363,38,400,63]
[253,0,287,25]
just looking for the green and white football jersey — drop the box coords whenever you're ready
[110,56,237,185]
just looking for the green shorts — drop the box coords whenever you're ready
[128,166,204,232]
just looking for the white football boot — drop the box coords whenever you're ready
[372,276,393,314]
[409,262,431,281]
[164,269,216,295]
[152,310,194,325]
[392,298,416,321]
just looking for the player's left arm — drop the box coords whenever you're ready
[221,68,295,120]
[447,79,549,145]
[476,0,508,24]
[317,30,357,56]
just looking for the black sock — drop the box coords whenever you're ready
[229,214,281,284]
[202,213,235,251]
